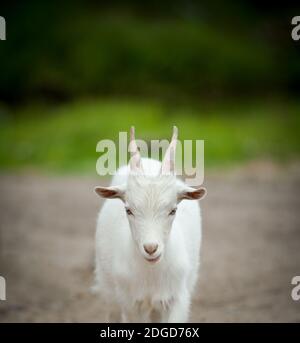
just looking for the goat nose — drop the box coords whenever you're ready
[143,243,158,255]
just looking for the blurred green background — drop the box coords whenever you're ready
[0,1,300,173]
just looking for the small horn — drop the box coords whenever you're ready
[161,126,178,175]
[129,126,142,172]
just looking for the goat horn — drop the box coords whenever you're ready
[161,126,178,175]
[129,126,142,172]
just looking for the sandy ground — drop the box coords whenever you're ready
[0,161,300,323]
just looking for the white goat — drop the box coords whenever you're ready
[94,127,206,323]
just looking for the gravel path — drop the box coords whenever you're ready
[0,162,300,322]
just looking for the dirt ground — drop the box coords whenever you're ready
[0,161,300,322]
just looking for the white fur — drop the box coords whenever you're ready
[94,158,203,323]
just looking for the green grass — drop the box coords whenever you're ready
[0,98,300,174]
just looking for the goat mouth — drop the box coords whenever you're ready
[145,254,161,263]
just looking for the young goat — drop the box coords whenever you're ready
[94,127,206,322]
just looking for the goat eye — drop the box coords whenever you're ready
[169,208,177,216]
[125,208,133,216]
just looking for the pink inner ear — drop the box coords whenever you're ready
[189,188,206,199]
[96,188,118,198]
[180,187,206,200]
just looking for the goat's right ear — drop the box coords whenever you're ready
[177,186,207,202]
[94,185,125,200]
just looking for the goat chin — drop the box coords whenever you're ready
[94,157,203,323]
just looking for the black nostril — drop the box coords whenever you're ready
[144,243,158,255]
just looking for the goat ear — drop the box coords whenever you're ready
[94,185,125,200]
[178,186,207,201]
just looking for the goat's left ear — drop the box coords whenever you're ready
[94,185,125,201]
[178,186,207,202]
